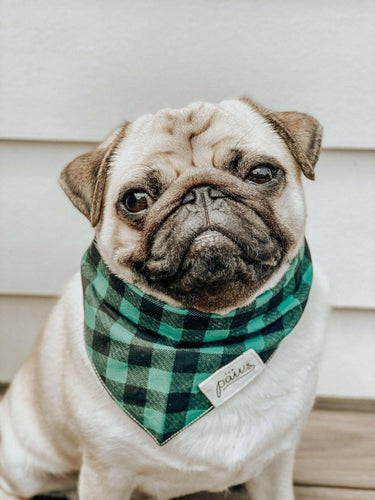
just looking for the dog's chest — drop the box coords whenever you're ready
[81,347,316,496]
[89,395,274,494]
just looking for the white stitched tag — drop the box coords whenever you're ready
[198,349,265,407]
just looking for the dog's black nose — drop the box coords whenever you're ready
[182,185,225,205]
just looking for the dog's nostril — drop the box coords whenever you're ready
[181,190,197,205]
[182,185,225,205]
[207,187,225,200]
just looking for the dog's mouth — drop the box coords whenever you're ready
[174,230,246,287]
[135,223,284,312]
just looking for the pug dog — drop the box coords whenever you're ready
[0,98,328,500]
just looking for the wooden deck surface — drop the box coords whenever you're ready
[179,403,375,500]
[294,408,375,491]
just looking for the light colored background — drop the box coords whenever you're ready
[1,0,374,397]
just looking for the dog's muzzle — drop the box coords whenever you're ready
[136,183,284,310]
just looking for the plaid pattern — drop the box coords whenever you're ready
[81,241,312,445]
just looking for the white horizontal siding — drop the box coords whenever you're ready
[1,295,374,398]
[0,140,94,296]
[0,0,374,401]
[316,308,375,399]
[0,295,57,381]
[1,141,374,308]
[304,149,375,309]
[1,0,375,147]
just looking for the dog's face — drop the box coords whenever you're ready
[60,99,322,313]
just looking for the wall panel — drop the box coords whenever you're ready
[1,0,374,147]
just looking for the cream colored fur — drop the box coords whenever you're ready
[0,100,328,500]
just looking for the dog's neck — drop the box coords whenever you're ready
[96,234,306,315]
[81,239,312,346]
[80,240,313,444]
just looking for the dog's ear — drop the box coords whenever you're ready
[240,98,323,180]
[59,123,129,226]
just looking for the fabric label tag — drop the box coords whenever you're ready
[198,349,265,407]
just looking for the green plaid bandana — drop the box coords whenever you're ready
[81,241,312,445]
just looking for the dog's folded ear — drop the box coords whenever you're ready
[59,123,129,226]
[240,98,323,180]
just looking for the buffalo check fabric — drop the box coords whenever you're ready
[81,241,313,445]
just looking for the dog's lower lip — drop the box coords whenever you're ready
[185,231,243,259]
[194,231,219,241]
[191,230,236,246]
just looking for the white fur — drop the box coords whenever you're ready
[0,100,328,500]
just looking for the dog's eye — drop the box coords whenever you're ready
[122,191,152,213]
[247,165,276,184]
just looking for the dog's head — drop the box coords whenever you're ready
[60,99,322,313]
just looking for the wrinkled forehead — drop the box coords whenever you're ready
[111,100,292,183]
